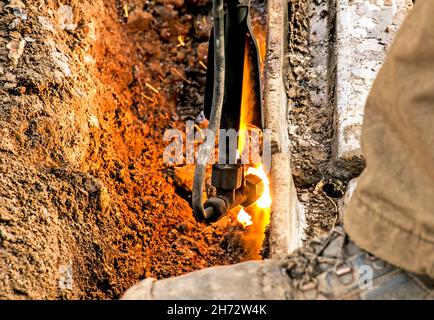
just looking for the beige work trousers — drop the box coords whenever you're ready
[344,0,434,278]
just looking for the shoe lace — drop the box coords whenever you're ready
[282,227,349,290]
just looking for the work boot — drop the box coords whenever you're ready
[122,227,434,299]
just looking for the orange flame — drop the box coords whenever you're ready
[237,208,253,227]
[238,39,254,161]
[247,164,271,209]
[234,19,270,259]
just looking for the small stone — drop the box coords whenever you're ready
[0,211,16,223]
[58,264,73,290]
[8,18,20,30]
[175,51,185,62]
[4,82,17,89]
[300,193,309,202]
[385,25,395,33]
[38,16,55,33]
[7,1,28,20]
[50,50,71,78]
[9,31,22,39]
[13,8,27,21]
[98,186,111,213]
[58,5,77,31]
[82,22,96,42]
[87,114,99,128]
[159,28,172,41]
[83,54,95,65]
[5,72,16,82]
[293,66,306,78]
[132,64,140,80]
[84,179,97,193]
[194,110,206,124]
[194,14,211,39]
[6,0,26,10]
[196,41,208,62]
[24,36,35,42]
[6,39,25,65]
[127,10,153,32]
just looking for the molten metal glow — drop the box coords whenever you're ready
[237,208,253,227]
[246,164,272,209]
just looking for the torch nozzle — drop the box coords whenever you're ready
[202,173,264,223]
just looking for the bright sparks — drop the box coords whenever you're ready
[247,164,272,209]
[237,208,253,227]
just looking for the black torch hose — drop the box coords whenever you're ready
[192,0,225,222]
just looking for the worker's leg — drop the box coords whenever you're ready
[344,0,434,278]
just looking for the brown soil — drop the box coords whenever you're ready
[0,0,251,300]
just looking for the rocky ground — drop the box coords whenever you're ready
[0,0,252,299]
